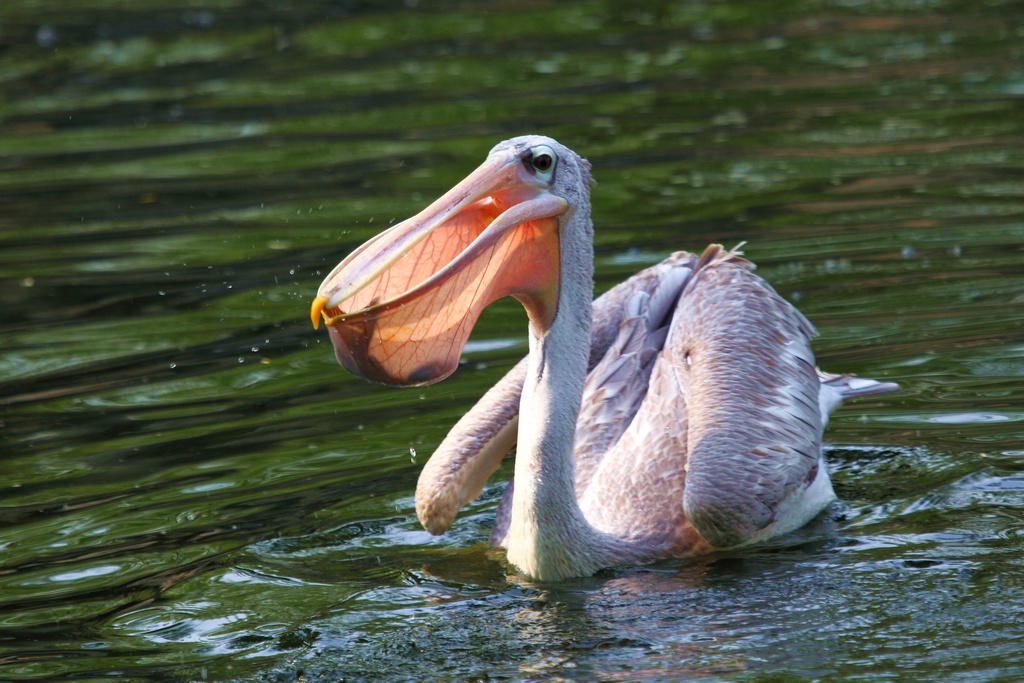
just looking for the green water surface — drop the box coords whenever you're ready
[2,0,1024,681]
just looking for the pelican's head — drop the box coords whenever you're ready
[311,136,592,386]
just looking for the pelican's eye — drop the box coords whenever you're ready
[525,145,557,178]
[532,152,553,172]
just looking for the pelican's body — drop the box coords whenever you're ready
[312,135,897,581]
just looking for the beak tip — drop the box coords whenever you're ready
[310,295,329,330]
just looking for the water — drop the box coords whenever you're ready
[2,0,1023,680]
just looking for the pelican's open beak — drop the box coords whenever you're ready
[311,148,568,386]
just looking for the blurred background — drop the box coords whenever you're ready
[1,0,1023,680]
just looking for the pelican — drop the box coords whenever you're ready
[310,135,897,581]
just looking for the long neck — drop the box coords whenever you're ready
[505,208,631,581]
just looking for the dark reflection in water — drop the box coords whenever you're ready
[1,0,1023,680]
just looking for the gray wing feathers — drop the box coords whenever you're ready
[677,246,825,548]
[577,346,691,548]
[574,263,693,492]
[415,368,521,534]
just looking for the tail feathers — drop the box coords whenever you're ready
[817,369,900,399]
[817,368,899,420]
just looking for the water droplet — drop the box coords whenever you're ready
[410,447,417,463]
[190,9,215,27]
[238,357,245,364]
[36,24,57,48]
[169,363,177,369]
